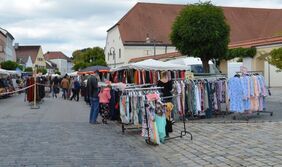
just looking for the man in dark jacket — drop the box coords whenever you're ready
[87,72,100,124]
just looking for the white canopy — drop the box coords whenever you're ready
[68,71,78,76]
[7,70,21,76]
[111,59,188,71]
[0,68,9,75]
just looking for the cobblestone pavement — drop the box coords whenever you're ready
[0,95,169,167]
[123,122,282,167]
[1,90,282,167]
[189,87,282,123]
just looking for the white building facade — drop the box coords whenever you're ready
[105,26,177,67]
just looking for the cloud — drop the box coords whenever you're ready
[1,0,282,57]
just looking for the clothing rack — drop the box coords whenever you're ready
[125,83,155,89]
[231,73,273,119]
[161,94,193,141]
[124,87,163,91]
[121,86,163,134]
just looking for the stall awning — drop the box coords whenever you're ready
[0,68,9,75]
[78,65,110,75]
[111,59,188,71]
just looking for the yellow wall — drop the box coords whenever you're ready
[34,47,46,68]
[219,60,228,74]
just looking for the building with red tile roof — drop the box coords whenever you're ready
[44,51,73,75]
[105,2,282,68]
[15,45,46,68]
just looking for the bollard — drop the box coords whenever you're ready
[31,69,40,109]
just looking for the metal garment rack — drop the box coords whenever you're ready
[232,73,273,120]
[161,94,193,141]
[121,86,164,134]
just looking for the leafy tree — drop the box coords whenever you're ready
[37,68,47,74]
[24,67,33,72]
[55,70,61,75]
[72,47,107,71]
[268,47,282,71]
[171,2,230,73]
[0,60,22,70]
[225,47,257,60]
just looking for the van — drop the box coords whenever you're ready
[166,57,221,74]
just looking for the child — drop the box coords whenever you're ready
[98,82,111,124]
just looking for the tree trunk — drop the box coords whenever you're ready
[201,58,210,73]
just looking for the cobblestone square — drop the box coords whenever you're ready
[0,88,281,166]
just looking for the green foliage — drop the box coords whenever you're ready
[237,57,243,62]
[268,47,282,71]
[170,2,230,72]
[24,67,33,72]
[55,69,61,75]
[37,68,47,74]
[0,60,22,70]
[225,47,257,60]
[18,65,24,71]
[72,47,107,71]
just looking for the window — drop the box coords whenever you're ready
[119,49,121,58]
[37,58,43,61]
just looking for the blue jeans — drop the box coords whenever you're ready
[62,88,68,99]
[89,97,100,123]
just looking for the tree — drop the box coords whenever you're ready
[72,47,107,71]
[24,67,33,72]
[170,2,230,73]
[37,68,47,74]
[55,70,61,75]
[268,47,282,71]
[0,60,22,70]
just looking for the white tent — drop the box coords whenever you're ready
[7,70,21,76]
[0,68,9,75]
[68,71,78,76]
[111,59,188,71]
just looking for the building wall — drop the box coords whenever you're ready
[0,34,6,63]
[124,45,177,64]
[4,36,16,61]
[243,44,282,87]
[104,26,125,67]
[50,59,68,75]
[34,47,46,68]
[67,61,73,73]
[105,26,177,67]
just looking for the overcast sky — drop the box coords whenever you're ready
[1,0,282,57]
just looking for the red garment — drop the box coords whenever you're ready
[113,72,118,83]
[134,70,138,85]
[150,71,153,84]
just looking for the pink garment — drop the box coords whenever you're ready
[146,93,160,101]
[98,87,111,103]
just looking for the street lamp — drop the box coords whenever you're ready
[108,47,116,68]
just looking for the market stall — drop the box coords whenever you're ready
[78,65,110,75]
[110,59,188,84]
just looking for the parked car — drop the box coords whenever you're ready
[166,57,221,74]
